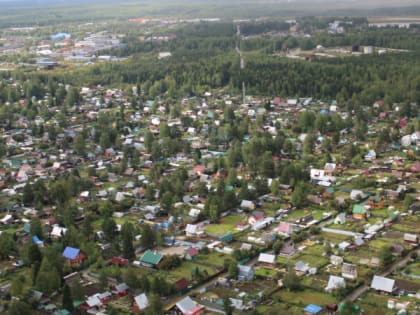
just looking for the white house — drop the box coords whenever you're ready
[258,253,276,265]
[325,275,346,292]
[371,275,396,294]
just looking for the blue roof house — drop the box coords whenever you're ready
[304,304,322,315]
[62,246,86,265]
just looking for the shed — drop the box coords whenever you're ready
[304,304,322,315]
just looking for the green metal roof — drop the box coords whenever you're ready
[352,204,366,214]
[140,250,163,265]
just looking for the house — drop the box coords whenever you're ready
[185,247,199,260]
[110,256,129,267]
[364,149,377,161]
[334,213,347,224]
[409,162,420,173]
[384,189,400,200]
[113,283,129,296]
[193,165,205,175]
[248,211,264,225]
[324,163,337,176]
[185,224,205,237]
[173,296,205,315]
[62,246,86,265]
[132,293,148,313]
[277,222,295,236]
[330,255,343,266]
[342,263,358,280]
[139,250,163,268]
[352,204,367,220]
[304,304,323,315]
[251,217,274,231]
[229,298,245,311]
[338,241,351,251]
[240,200,255,210]
[0,214,13,225]
[350,190,367,201]
[174,278,189,292]
[258,253,276,266]
[188,208,201,218]
[295,261,310,274]
[279,241,296,257]
[50,225,68,238]
[404,233,418,245]
[82,294,102,310]
[325,275,346,292]
[98,291,112,303]
[371,275,396,294]
[220,233,234,243]
[310,168,335,185]
[237,264,254,281]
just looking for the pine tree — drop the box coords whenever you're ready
[62,284,74,312]
[121,222,135,260]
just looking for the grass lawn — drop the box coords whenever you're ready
[158,261,218,283]
[204,215,245,236]
[303,244,326,256]
[404,262,420,276]
[255,267,277,278]
[194,251,228,268]
[293,254,329,268]
[273,288,337,306]
[321,232,352,244]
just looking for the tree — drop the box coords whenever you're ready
[27,243,43,266]
[121,222,135,260]
[273,239,284,255]
[145,294,163,315]
[102,217,117,242]
[124,267,139,289]
[141,224,155,249]
[30,218,44,239]
[11,275,26,297]
[62,284,74,312]
[99,271,108,290]
[228,261,239,279]
[380,245,393,266]
[283,267,301,291]
[223,296,233,315]
[160,191,174,214]
[8,300,32,315]
[35,258,61,294]
[0,233,14,259]
[73,134,86,156]
[82,212,94,239]
[70,280,86,301]
[291,182,307,208]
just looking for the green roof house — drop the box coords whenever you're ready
[140,250,163,268]
[352,204,367,219]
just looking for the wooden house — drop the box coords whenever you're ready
[62,246,86,265]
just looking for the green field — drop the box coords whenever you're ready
[204,215,245,236]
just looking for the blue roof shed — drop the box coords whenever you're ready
[304,304,322,314]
